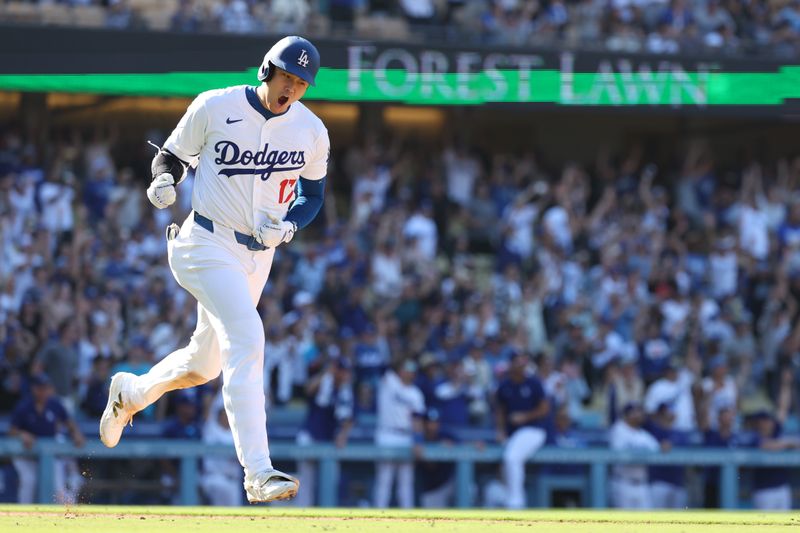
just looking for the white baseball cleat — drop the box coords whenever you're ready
[99,372,137,448]
[245,468,300,503]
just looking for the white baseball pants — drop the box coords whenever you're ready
[611,478,652,509]
[128,213,276,479]
[374,430,414,508]
[421,479,455,508]
[753,484,792,510]
[13,457,82,504]
[650,480,687,509]
[503,427,546,509]
[200,471,244,506]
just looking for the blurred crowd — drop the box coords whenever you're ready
[4,0,800,57]
[1,120,800,507]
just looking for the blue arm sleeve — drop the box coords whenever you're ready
[284,176,325,230]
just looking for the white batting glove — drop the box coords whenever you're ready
[255,218,296,248]
[146,173,176,209]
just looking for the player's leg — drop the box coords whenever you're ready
[100,303,220,447]
[673,485,688,509]
[134,303,221,407]
[397,460,414,508]
[502,427,547,509]
[12,458,36,503]
[374,461,396,508]
[650,480,669,509]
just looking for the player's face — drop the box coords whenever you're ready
[267,67,309,112]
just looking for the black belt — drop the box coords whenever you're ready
[193,211,266,251]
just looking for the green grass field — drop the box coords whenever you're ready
[1,506,799,532]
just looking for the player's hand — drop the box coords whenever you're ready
[509,412,529,426]
[413,444,425,460]
[146,172,176,209]
[255,217,296,248]
[20,432,35,450]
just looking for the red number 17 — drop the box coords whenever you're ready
[278,178,297,204]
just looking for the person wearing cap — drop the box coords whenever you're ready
[101,35,328,504]
[432,356,476,428]
[609,402,660,508]
[701,405,740,508]
[644,360,697,431]
[747,369,800,510]
[9,373,85,503]
[415,408,459,508]
[495,351,550,509]
[643,403,689,508]
[374,359,425,508]
[295,357,354,507]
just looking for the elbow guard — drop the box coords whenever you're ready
[151,149,187,185]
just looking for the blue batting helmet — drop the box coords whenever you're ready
[258,36,320,87]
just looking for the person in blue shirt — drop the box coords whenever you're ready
[748,410,800,510]
[81,355,112,418]
[415,408,459,508]
[643,403,688,508]
[295,357,354,506]
[414,352,445,409]
[432,357,474,429]
[353,323,389,412]
[159,393,202,502]
[748,369,800,510]
[542,405,589,507]
[702,405,740,508]
[495,351,550,509]
[9,374,85,503]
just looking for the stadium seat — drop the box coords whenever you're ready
[3,2,40,24]
[39,3,73,25]
[72,5,107,29]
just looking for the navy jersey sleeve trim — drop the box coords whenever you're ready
[284,176,325,230]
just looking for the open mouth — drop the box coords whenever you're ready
[278,96,289,106]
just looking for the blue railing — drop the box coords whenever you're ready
[0,438,798,508]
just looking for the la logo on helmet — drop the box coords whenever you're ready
[297,50,309,67]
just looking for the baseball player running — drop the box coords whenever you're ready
[99,35,329,504]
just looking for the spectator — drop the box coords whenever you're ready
[701,404,740,508]
[415,408,458,508]
[432,357,475,428]
[295,358,354,507]
[170,0,203,33]
[700,355,737,430]
[609,402,660,509]
[34,319,80,413]
[374,360,425,508]
[8,374,85,503]
[495,351,550,509]
[159,393,201,503]
[644,362,697,431]
[644,404,688,508]
[200,395,243,506]
[747,370,800,511]
[81,355,112,418]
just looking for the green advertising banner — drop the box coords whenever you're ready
[2,25,799,111]
[1,67,798,107]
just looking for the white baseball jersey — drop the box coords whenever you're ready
[376,370,425,437]
[609,419,660,482]
[163,85,329,235]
